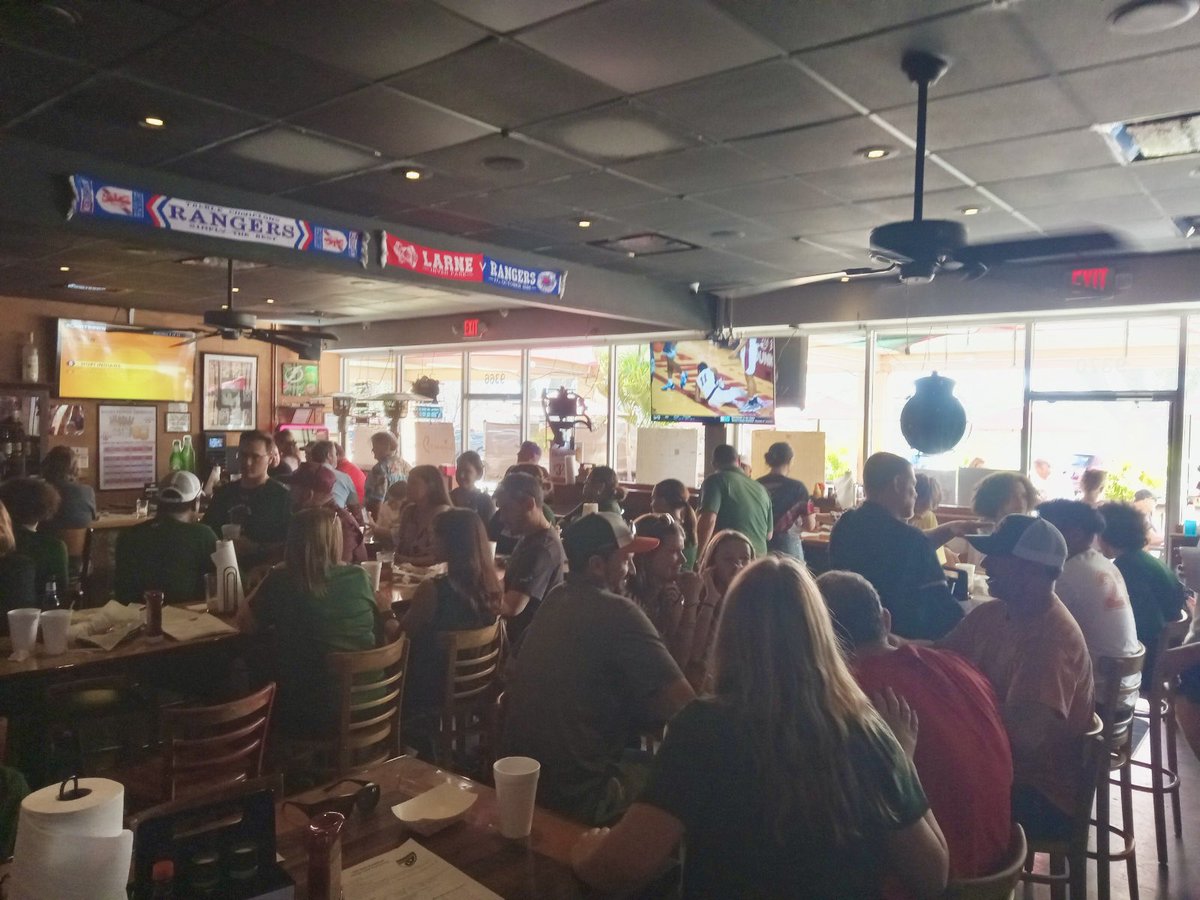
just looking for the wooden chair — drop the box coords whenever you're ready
[327,636,409,775]
[1090,646,1146,900]
[944,822,1027,900]
[1130,609,1191,865]
[436,621,504,776]
[1020,714,1105,900]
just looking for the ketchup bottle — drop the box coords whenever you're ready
[306,811,345,900]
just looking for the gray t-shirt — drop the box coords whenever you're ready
[502,575,683,823]
[503,526,565,649]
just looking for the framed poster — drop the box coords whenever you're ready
[165,411,191,433]
[202,354,257,431]
[281,361,320,398]
[99,405,157,490]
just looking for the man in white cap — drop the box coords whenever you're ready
[503,512,694,826]
[938,514,1094,842]
[114,470,216,604]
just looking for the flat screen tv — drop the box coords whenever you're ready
[57,319,196,402]
[650,338,775,425]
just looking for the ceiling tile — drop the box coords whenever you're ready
[0,45,93,124]
[1118,219,1188,243]
[865,187,1003,221]
[518,0,778,93]
[692,176,837,217]
[1061,47,1200,124]
[1023,194,1163,229]
[615,146,788,195]
[10,76,265,167]
[124,26,367,118]
[517,172,669,211]
[433,190,574,225]
[637,59,855,140]
[506,214,630,243]
[940,129,1116,183]
[734,239,854,270]
[607,198,733,234]
[2,1,184,64]
[392,207,495,235]
[521,101,699,162]
[289,86,494,159]
[412,134,591,187]
[224,128,382,176]
[711,0,975,52]
[390,38,619,130]
[459,226,557,252]
[211,0,489,80]
[1148,186,1200,217]
[1129,157,1200,192]
[733,117,905,176]
[987,165,1144,208]
[803,155,960,203]
[798,6,1049,109]
[289,167,488,215]
[433,0,594,33]
[756,204,883,237]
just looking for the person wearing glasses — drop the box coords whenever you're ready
[203,430,293,569]
[628,513,700,667]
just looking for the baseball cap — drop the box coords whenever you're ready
[562,512,659,563]
[966,514,1067,569]
[290,461,336,496]
[160,470,202,503]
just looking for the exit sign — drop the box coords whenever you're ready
[1069,266,1112,292]
[462,317,482,339]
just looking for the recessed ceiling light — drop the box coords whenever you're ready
[231,287,239,293]
[627,251,636,258]
[140,116,165,129]
[265,298,275,304]
[577,219,592,228]
[839,276,851,283]
[400,168,422,180]
[221,304,229,310]
[58,265,70,272]
[1109,0,1199,34]
[960,206,984,216]
[860,146,892,160]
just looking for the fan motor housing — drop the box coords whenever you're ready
[203,309,256,330]
[869,219,968,266]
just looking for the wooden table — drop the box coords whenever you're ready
[92,512,144,530]
[276,755,589,899]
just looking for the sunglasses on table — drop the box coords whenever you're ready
[283,779,381,821]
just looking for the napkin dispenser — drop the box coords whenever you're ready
[129,777,294,900]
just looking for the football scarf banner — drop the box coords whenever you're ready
[68,174,367,264]
[380,232,566,297]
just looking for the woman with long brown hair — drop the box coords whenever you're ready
[682,529,754,690]
[628,513,700,667]
[400,507,502,759]
[393,465,453,567]
[572,556,949,898]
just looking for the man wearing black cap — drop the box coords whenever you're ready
[494,472,565,650]
[503,512,694,826]
[939,514,1094,840]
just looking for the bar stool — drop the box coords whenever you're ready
[1130,610,1191,865]
[1088,646,1145,900]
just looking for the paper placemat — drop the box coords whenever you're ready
[160,605,238,642]
[342,839,500,900]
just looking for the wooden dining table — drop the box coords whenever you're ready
[275,755,589,899]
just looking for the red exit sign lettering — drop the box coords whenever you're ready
[462,317,481,339]
[1070,267,1111,291]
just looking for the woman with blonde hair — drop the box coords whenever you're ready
[0,500,36,621]
[628,513,701,667]
[240,507,378,737]
[683,529,755,690]
[393,465,453,567]
[572,556,948,898]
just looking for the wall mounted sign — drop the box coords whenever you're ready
[281,361,320,398]
[202,354,258,431]
[380,232,566,297]
[164,411,191,433]
[98,405,157,490]
[68,174,367,264]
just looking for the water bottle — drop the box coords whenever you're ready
[43,578,60,611]
[169,439,184,472]
[181,434,197,473]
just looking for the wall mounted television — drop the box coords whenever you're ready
[57,319,196,402]
[649,338,776,425]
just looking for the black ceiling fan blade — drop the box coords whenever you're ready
[269,327,339,341]
[717,264,896,300]
[958,230,1123,266]
[171,331,214,348]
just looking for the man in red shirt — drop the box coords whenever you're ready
[818,570,1013,884]
[333,442,367,507]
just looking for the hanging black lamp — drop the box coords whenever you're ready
[900,371,966,455]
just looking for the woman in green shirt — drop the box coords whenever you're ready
[240,507,379,738]
[0,478,68,598]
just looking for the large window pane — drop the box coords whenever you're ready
[527,346,609,469]
[399,352,464,469]
[341,353,396,398]
[466,350,523,482]
[1032,317,1179,392]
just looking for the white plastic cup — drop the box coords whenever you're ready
[954,562,976,582]
[492,756,541,839]
[487,542,497,563]
[221,524,242,540]
[361,560,383,591]
[39,610,72,655]
[582,502,599,517]
[7,609,40,658]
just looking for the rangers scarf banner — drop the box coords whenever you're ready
[68,174,367,264]
[380,232,566,297]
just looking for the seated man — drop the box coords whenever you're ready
[818,570,1013,884]
[494,472,565,651]
[115,471,216,604]
[202,430,293,569]
[939,515,1094,839]
[502,513,694,825]
[290,462,366,564]
[829,452,964,640]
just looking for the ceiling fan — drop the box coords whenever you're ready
[174,259,338,359]
[721,51,1122,299]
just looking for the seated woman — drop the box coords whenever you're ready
[238,508,379,738]
[628,514,701,667]
[394,465,453,567]
[372,480,408,552]
[571,556,949,899]
[946,471,1038,568]
[450,450,496,523]
[683,530,755,691]
[0,477,68,595]
[756,441,815,561]
[562,465,625,527]
[400,508,501,761]
[0,500,36,622]
[651,479,698,571]
[40,445,96,532]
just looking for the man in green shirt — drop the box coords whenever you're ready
[115,470,216,604]
[202,430,292,568]
[696,444,773,557]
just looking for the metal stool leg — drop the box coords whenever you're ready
[1166,700,1183,839]
[1119,758,1140,900]
[1149,702,1168,865]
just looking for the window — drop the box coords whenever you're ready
[1032,316,1179,392]
[341,353,396,398]
[466,350,523,481]
[527,346,610,471]
[399,352,463,470]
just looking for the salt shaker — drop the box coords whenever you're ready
[306,810,345,900]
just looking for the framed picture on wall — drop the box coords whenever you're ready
[280,361,320,399]
[202,354,257,431]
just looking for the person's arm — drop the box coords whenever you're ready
[398,579,438,634]
[1002,702,1063,775]
[571,803,685,892]
[648,676,695,724]
[695,510,717,556]
[910,535,963,638]
[923,519,986,550]
[1159,641,1200,680]
[883,813,949,900]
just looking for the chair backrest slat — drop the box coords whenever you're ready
[328,636,408,775]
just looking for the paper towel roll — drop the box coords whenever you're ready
[211,538,245,614]
[10,778,132,900]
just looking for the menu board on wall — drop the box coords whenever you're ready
[98,405,157,491]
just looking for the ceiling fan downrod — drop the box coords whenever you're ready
[900,51,950,224]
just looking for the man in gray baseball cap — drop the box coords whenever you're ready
[939,514,1094,842]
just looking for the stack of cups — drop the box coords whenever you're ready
[492,756,540,839]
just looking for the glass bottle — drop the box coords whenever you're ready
[169,440,184,472]
[21,332,39,383]
[305,811,345,900]
[180,434,197,473]
[144,589,164,638]
[42,578,60,611]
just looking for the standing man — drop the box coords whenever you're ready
[503,513,693,825]
[364,431,409,519]
[940,515,1094,840]
[333,442,367,507]
[203,430,292,568]
[696,444,773,557]
[494,472,566,651]
[828,452,964,640]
